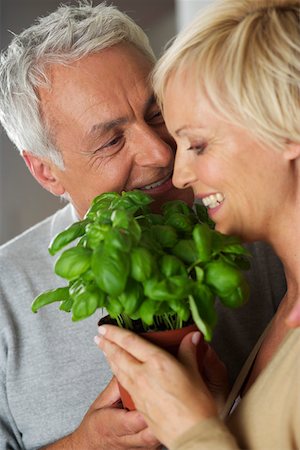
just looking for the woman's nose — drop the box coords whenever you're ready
[172,149,197,190]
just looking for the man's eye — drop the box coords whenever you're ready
[104,135,123,148]
[92,135,124,159]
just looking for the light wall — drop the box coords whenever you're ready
[175,0,212,30]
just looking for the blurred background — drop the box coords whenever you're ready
[0,0,211,245]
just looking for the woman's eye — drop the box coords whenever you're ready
[188,143,207,155]
[148,111,164,125]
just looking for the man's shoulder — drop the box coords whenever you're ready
[0,203,74,261]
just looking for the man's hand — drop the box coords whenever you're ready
[43,378,161,449]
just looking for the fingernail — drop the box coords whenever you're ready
[94,335,101,345]
[94,335,106,355]
[192,331,201,346]
[98,326,107,335]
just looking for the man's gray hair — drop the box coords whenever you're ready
[0,1,156,168]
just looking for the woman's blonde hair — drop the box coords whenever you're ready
[153,0,300,150]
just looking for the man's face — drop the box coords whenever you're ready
[38,43,193,217]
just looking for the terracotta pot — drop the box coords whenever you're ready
[118,323,206,410]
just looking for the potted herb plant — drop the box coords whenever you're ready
[32,190,250,408]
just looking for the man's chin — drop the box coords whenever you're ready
[150,187,194,213]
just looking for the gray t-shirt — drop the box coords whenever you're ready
[0,204,286,449]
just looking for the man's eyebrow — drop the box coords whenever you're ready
[85,117,128,140]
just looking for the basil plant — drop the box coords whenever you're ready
[32,190,251,341]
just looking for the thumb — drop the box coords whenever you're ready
[93,376,121,408]
[177,331,202,376]
[202,346,229,411]
[286,300,300,328]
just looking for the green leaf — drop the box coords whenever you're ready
[106,297,124,318]
[139,300,158,325]
[31,287,70,313]
[111,209,131,229]
[151,225,178,248]
[162,200,192,217]
[85,223,109,249]
[48,219,89,255]
[130,247,155,282]
[138,229,162,253]
[118,279,143,315]
[59,297,74,312]
[144,213,164,225]
[91,246,129,296]
[172,240,198,264]
[193,284,217,327]
[121,190,153,207]
[165,213,194,233]
[54,247,92,280]
[218,281,250,308]
[160,254,186,277]
[72,290,99,321]
[193,223,212,262]
[144,276,191,302]
[104,228,132,253]
[189,294,214,342]
[205,258,249,306]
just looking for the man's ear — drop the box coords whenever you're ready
[22,150,65,196]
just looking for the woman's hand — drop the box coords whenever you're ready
[286,299,300,328]
[200,345,229,413]
[94,326,218,449]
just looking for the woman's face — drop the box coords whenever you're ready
[163,71,289,241]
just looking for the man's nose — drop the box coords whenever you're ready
[133,126,174,168]
[172,149,196,190]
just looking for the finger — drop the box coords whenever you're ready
[92,376,121,409]
[286,300,300,328]
[203,345,228,387]
[108,410,161,448]
[95,334,141,392]
[177,331,201,376]
[121,410,148,434]
[202,346,229,411]
[97,325,161,362]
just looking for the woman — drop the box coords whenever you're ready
[94,0,300,448]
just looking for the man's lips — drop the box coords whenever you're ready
[137,173,174,196]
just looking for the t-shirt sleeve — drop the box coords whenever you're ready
[0,346,23,449]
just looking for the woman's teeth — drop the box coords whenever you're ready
[142,174,171,190]
[202,193,224,209]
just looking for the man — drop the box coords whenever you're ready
[0,2,286,449]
